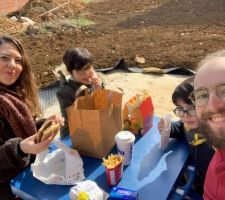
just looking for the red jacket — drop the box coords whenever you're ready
[204,149,225,200]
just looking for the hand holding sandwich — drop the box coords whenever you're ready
[19,115,64,155]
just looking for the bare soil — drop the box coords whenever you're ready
[7,0,225,88]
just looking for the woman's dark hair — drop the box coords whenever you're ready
[0,36,41,116]
[172,76,194,106]
[63,47,92,74]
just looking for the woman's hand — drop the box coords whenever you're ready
[19,115,65,154]
[19,134,55,154]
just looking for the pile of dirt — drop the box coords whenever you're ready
[4,0,225,89]
[9,0,82,22]
[0,17,23,35]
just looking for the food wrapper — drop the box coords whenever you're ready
[69,180,108,200]
[123,92,154,135]
[102,154,124,186]
[110,187,138,200]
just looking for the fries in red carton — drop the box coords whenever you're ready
[102,154,124,186]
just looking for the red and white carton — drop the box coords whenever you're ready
[105,162,123,186]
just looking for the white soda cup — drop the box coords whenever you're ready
[160,115,172,150]
[115,131,135,166]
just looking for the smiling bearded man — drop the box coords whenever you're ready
[192,50,225,200]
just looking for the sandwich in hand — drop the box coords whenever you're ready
[37,120,60,143]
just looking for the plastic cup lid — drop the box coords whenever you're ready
[115,131,135,143]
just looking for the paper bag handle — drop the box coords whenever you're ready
[75,85,89,98]
[107,91,114,116]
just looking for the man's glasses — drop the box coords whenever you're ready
[190,83,225,106]
[173,106,196,117]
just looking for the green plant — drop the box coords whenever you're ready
[73,18,95,26]
[62,17,95,27]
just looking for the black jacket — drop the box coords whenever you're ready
[170,120,215,194]
[0,117,44,183]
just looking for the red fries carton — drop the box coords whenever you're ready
[103,154,124,186]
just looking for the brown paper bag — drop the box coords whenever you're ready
[66,89,123,159]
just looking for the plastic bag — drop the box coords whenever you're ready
[31,140,85,185]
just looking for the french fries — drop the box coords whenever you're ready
[102,154,123,169]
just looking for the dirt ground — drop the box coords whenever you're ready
[6,0,225,89]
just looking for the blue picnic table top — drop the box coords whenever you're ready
[11,116,189,200]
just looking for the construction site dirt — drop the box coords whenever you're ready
[4,0,225,88]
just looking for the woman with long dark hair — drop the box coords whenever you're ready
[0,36,64,199]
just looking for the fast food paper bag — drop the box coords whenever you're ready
[66,89,123,159]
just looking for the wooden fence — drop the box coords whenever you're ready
[0,0,29,15]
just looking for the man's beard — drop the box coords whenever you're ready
[199,109,225,149]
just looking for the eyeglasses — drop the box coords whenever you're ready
[190,83,225,106]
[173,106,196,117]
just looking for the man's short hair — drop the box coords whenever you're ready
[197,50,225,70]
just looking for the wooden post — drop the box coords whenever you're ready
[39,1,71,17]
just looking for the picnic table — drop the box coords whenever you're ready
[11,116,189,200]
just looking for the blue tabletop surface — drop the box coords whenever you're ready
[11,117,189,200]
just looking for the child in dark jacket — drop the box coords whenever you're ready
[56,47,103,139]
[158,77,215,196]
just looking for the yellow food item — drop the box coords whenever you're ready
[78,191,89,200]
[102,154,123,169]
